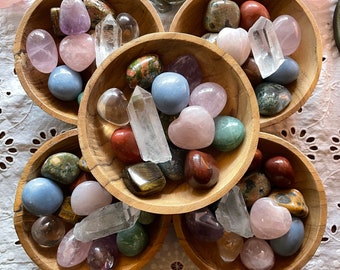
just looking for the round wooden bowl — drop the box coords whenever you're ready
[170,0,322,128]
[173,132,327,270]
[77,32,260,215]
[13,129,171,270]
[13,0,163,125]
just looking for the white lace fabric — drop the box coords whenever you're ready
[0,0,338,269]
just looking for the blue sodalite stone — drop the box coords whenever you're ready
[48,65,83,101]
[269,217,305,256]
[255,82,291,116]
[266,57,300,85]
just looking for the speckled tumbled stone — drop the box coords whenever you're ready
[116,222,149,257]
[255,82,291,116]
[204,0,240,32]
[237,172,271,208]
[41,152,81,185]
[269,188,309,218]
[84,0,115,28]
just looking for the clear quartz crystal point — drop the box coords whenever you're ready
[215,186,254,238]
[127,86,172,163]
[248,16,284,78]
[95,14,122,67]
[73,202,140,242]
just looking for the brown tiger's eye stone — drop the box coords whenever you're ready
[185,150,219,190]
[269,188,309,217]
[242,57,263,87]
[239,0,270,30]
[264,156,295,188]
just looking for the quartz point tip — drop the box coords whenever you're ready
[73,202,140,242]
[127,86,172,163]
[95,13,122,67]
[248,16,285,79]
[215,186,254,238]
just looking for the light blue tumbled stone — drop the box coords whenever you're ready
[213,116,245,152]
[269,217,304,256]
[151,72,190,115]
[48,65,83,101]
[266,56,300,85]
[22,177,64,216]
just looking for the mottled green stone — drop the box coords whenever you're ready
[204,0,240,32]
[137,211,157,225]
[41,152,81,185]
[116,222,149,257]
[255,82,291,116]
[126,54,162,90]
[237,172,271,208]
[213,116,245,152]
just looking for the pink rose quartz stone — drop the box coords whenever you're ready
[59,33,96,72]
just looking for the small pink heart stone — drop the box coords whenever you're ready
[168,106,215,150]
[250,197,292,239]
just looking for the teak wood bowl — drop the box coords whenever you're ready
[13,0,163,125]
[173,132,327,270]
[77,32,260,215]
[13,129,171,270]
[170,0,322,128]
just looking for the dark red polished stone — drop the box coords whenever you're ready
[185,150,219,189]
[264,156,295,188]
[110,126,142,164]
[247,148,263,172]
[239,0,270,30]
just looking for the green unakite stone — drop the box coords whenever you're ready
[41,152,81,185]
[126,54,162,90]
[213,116,245,152]
[255,82,291,116]
[116,222,149,257]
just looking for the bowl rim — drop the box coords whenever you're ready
[13,128,172,270]
[169,0,323,129]
[13,0,164,125]
[173,131,327,270]
[77,31,260,214]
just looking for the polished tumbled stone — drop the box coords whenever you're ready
[41,152,80,185]
[26,29,58,73]
[255,82,291,116]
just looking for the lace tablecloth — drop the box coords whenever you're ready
[0,0,339,269]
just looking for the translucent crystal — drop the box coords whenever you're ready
[116,13,140,44]
[95,14,122,67]
[215,186,254,238]
[127,86,172,163]
[248,16,284,78]
[73,202,140,242]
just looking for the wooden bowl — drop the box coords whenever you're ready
[13,129,172,270]
[13,0,163,125]
[170,0,322,128]
[77,32,260,215]
[173,132,327,269]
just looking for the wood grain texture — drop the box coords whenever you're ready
[13,129,172,270]
[13,0,163,125]
[77,32,260,214]
[173,132,327,270]
[170,0,322,128]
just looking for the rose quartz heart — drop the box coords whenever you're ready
[250,197,292,239]
[168,106,215,150]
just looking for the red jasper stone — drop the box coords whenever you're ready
[264,156,295,188]
[239,1,270,30]
[248,148,263,172]
[185,150,219,189]
[68,172,93,193]
[110,126,142,164]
